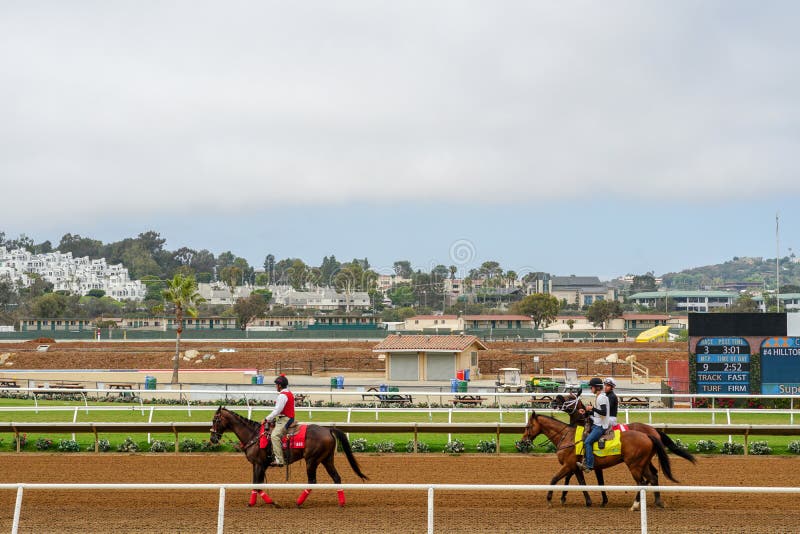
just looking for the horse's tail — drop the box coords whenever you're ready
[331,428,369,481]
[657,430,697,464]
[649,435,678,483]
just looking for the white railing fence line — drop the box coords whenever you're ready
[4,482,800,534]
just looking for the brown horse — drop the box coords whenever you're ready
[209,407,368,507]
[522,411,677,510]
[550,393,696,506]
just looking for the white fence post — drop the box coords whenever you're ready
[217,487,225,534]
[12,485,23,534]
[639,488,647,534]
[427,486,434,534]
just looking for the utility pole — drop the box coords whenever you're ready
[776,212,781,313]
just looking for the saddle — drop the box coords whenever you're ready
[582,422,618,450]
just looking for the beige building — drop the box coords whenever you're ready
[403,315,463,332]
[550,276,616,307]
[372,334,487,381]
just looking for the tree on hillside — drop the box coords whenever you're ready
[512,293,560,329]
[160,274,205,384]
[630,273,657,293]
[388,283,415,307]
[393,260,412,278]
[233,293,269,330]
[729,293,760,313]
[586,299,623,329]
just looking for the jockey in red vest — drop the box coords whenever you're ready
[264,374,295,467]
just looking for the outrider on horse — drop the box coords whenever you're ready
[209,407,368,507]
[550,392,696,507]
[522,411,678,510]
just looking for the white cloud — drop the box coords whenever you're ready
[2,1,799,225]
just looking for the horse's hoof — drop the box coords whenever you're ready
[546,501,553,508]
[584,502,592,508]
[655,501,666,509]
[630,502,640,512]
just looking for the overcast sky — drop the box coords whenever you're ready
[2,1,798,278]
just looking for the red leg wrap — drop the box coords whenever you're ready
[259,491,273,505]
[296,488,312,506]
[337,489,345,507]
[248,490,258,507]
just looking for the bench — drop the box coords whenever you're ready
[0,380,19,389]
[37,381,85,390]
[618,396,650,407]
[450,395,485,407]
[529,395,554,408]
[106,383,135,398]
[361,387,413,405]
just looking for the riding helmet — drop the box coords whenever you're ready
[588,377,603,388]
[274,375,289,388]
[603,377,617,388]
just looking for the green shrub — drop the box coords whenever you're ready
[200,440,221,452]
[373,441,395,453]
[720,442,744,455]
[405,440,430,453]
[350,438,368,453]
[57,439,80,452]
[696,440,718,453]
[117,437,140,453]
[788,440,800,454]
[149,440,170,453]
[748,441,771,455]
[444,440,465,454]
[514,439,533,453]
[475,439,496,453]
[35,438,53,451]
[179,438,201,452]
[86,439,110,452]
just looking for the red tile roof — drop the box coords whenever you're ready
[408,315,460,320]
[463,315,531,321]
[373,335,487,352]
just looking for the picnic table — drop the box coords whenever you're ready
[0,380,19,389]
[529,395,555,408]
[36,381,85,390]
[106,383,135,398]
[450,395,485,407]
[618,396,649,407]
[361,387,413,405]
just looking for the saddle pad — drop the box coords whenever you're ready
[575,426,622,457]
[613,423,629,432]
[281,424,308,449]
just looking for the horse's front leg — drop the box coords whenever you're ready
[573,468,592,507]
[546,464,574,508]
[248,460,273,507]
[595,468,608,507]
[559,472,573,505]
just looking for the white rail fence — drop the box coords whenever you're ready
[4,482,800,534]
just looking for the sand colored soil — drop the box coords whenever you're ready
[1,341,682,378]
[0,453,797,533]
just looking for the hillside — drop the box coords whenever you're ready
[662,256,800,290]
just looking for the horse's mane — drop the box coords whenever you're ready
[220,407,261,431]
[531,412,577,428]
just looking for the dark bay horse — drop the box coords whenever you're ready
[522,411,677,510]
[550,393,696,506]
[209,407,368,507]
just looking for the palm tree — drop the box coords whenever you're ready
[161,274,205,383]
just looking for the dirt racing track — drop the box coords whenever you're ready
[1,454,798,533]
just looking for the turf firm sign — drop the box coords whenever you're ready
[760,337,800,395]
[695,337,750,394]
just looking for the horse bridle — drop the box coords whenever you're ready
[210,412,223,443]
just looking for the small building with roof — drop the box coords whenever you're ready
[628,291,736,312]
[372,334,488,381]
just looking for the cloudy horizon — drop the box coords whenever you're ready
[2,1,798,277]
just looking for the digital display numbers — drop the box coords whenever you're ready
[695,337,750,394]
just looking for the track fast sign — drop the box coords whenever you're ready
[695,337,750,394]
[761,337,800,394]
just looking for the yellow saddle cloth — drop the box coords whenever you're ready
[574,426,622,457]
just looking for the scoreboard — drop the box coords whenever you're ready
[761,337,800,394]
[695,337,750,394]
